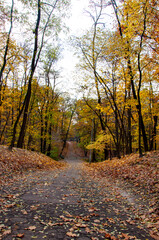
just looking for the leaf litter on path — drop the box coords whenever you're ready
[0,144,158,239]
[85,151,159,239]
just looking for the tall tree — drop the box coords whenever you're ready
[0,0,14,129]
[111,0,150,154]
[77,0,111,159]
[16,0,68,148]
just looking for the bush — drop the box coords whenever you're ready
[49,147,59,160]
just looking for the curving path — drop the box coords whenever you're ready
[0,142,154,239]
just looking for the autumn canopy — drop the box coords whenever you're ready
[0,0,158,160]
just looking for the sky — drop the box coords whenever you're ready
[58,0,92,96]
[5,0,113,97]
[4,0,91,96]
[67,0,92,34]
[58,0,114,97]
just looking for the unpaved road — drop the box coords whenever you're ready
[0,142,155,239]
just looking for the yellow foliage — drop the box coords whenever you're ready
[87,132,113,152]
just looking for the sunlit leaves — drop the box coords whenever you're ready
[87,131,114,152]
[74,0,159,158]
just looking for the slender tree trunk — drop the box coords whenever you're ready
[128,58,148,152]
[0,0,14,81]
[27,134,32,150]
[137,4,148,153]
[17,81,32,148]
[47,124,52,156]
[150,116,158,150]
[60,106,76,158]
[0,111,10,143]
[111,0,148,153]
[127,107,132,153]
[0,0,14,128]
[40,112,44,153]
[127,85,132,154]
[138,104,143,157]
[154,116,157,150]
[115,110,121,158]
[89,118,95,163]
[91,4,109,160]
[17,0,41,148]
[43,108,48,154]
[9,99,26,149]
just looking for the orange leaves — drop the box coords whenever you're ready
[0,145,66,185]
[86,150,159,239]
[21,209,28,215]
[0,225,11,239]
[86,151,159,194]
[4,203,16,208]
[107,218,115,224]
[66,232,77,237]
[118,233,136,239]
[27,226,36,231]
[105,233,117,240]
[88,207,98,212]
[75,223,87,227]
[2,229,11,236]
[16,233,24,238]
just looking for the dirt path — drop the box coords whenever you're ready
[0,142,155,239]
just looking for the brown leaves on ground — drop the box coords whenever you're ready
[85,151,159,239]
[0,145,66,186]
[86,151,159,195]
[16,233,24,238]
[27,226,36,231]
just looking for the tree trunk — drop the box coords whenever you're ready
[47,124,52,156]
[17,0,41,148]
[127,85,132,154]
[111,0,148,153]
[138,104,143,157]
[43,110,48,154]
[40,111,44,153]
[150,116,158,150]
[89,118,95,163]
[115,110,120,158]
[128,59,148,152]
[27,134,33,150]
[17,81,32,148]
[9,99,26,149]
[0,0,14,128]
[0,111,10,143]
[60,106,76,158]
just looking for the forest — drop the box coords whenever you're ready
[0,0,158,161]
